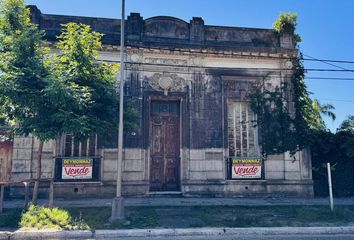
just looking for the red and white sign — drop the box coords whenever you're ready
[232,158,262,179]
[62,159,93,180]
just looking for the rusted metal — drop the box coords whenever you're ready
[0,178,53,185]
[0,178,54,212]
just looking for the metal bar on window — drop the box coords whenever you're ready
[71,136,74,157]
[95,135,98,156]
[233,103,237,157]
[239,102,243,157]
[60,134,65,156]
[254,114,260,156]
[79,142,82,157]
[246,104,249,157]
[86,138,90,157]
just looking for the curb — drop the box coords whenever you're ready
[0,231,11,240]
[1,227,354,239]
[95,227,354,238]
[0,230,93,240]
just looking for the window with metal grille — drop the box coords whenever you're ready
[62,134,98,157]
[227,101,260,157]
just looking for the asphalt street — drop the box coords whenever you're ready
[112,235,354,240]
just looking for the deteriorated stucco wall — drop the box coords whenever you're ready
[11,137,54,180]
[8,6,313,197]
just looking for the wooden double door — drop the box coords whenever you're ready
[150,101,180,191]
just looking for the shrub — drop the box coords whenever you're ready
[19,205,89,230]
[273,12,301,43]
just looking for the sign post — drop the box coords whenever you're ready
[327,162,334,211]
[111,0,126,221]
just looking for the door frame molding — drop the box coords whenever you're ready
[147,96,183,192]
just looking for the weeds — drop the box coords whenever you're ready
[1,205,354,230]
[19,205,89,230]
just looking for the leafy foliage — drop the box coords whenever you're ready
[250,13,337,157]
[0,0,137,202]
[0,0,58,142]
[0,0,137,142]
[311,99,336,130]
[273,12,301,43]
[53,22,138,142]
[277,54,354,197]
[291,55,318,147]
[19,204,89,230]
[52,22,120,140]
[249,79,296,156]
[311,129,354,197]
[338,115,354,133]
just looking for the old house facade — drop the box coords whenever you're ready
[9,6,313,197]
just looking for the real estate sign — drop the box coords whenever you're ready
[62,158,93,180]
[231,157,262,179]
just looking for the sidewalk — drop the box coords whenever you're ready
[3,196,354,209]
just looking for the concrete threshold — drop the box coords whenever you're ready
[1,227,354,240]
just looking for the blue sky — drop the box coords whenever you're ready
[26,0,354,131]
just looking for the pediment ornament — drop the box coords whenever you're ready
[149,73,186,95]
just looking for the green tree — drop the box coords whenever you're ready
[52,22,120,140]
[54,22,138,147]
[0,0,60,203]
[310,99,336,130]
[311,122,354,197]
[0,0,133,203]
[250,13,337,157]
[338,115,354,133]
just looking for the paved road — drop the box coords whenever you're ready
[113,235,354,240]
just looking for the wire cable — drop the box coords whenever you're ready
[102,58,354,73]
[303,54,350,71]
[319,98,354,103]
[303,58,354,64]
[305,77,354,81]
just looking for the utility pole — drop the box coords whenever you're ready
[111,0,125,221]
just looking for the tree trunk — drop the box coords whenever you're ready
[32,141,44,205]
